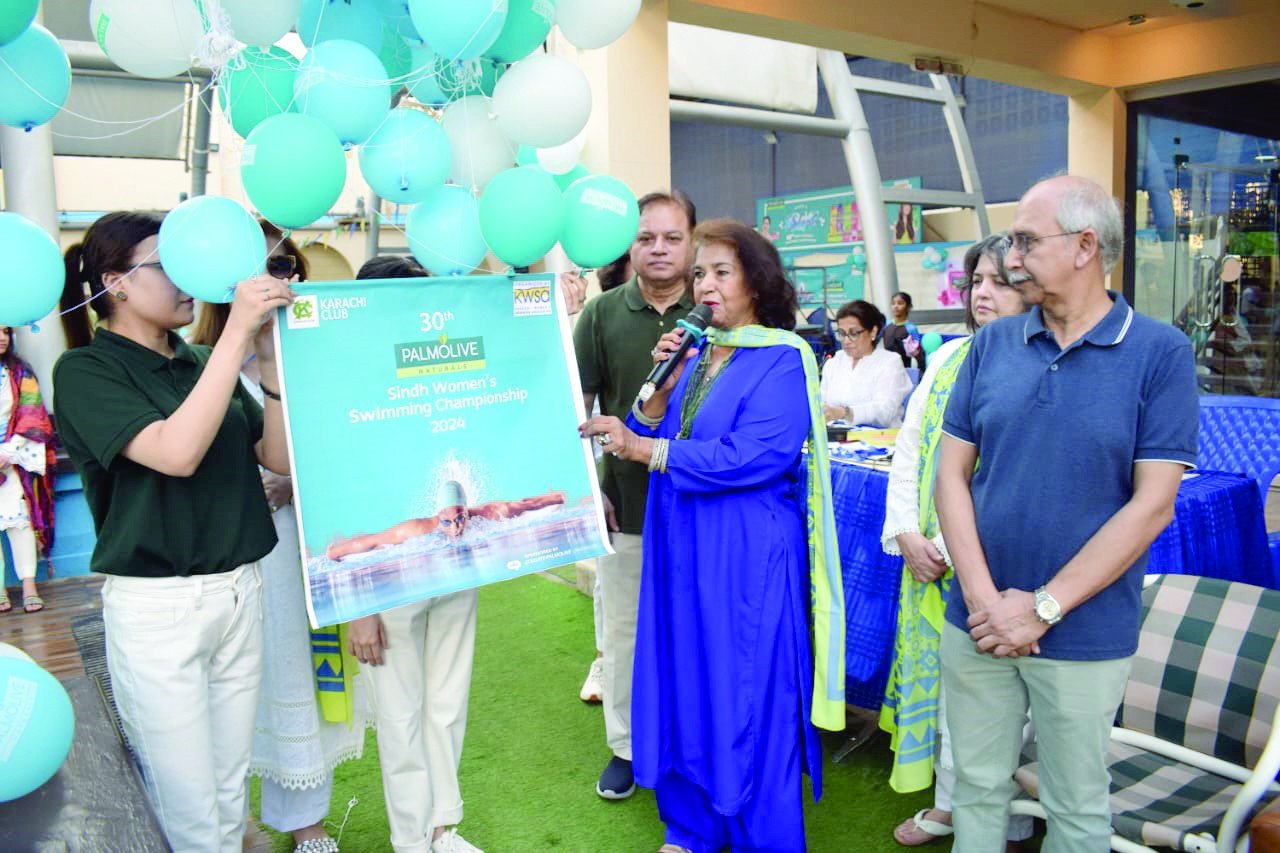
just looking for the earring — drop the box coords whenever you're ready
[115,291,128,301]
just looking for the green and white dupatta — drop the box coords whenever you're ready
[880,337,972,792]
[706,325,846,731]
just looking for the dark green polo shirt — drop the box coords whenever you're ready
[53,329,276,577]
[573,278,694,534]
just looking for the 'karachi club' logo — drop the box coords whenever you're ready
[286,295,320,329]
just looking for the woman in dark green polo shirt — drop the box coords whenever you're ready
[52,210,295,853]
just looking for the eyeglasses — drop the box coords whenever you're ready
[834,327,867,341]
[267,254,297,279]
[135,260,164,271]
[1008,230,1084,254]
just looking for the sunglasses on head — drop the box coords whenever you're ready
[266,254,297,279]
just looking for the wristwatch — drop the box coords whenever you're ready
[1033,586,1062,626]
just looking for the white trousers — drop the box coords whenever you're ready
[4,526,37,580]
[363,589,478,853]
[102,563,264,853]
[600,532,643,760]
[592,561,604,651]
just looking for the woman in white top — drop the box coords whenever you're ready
[879,233,1034,847]
[820,299,914,428]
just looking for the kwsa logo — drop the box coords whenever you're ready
[513,282,552,317]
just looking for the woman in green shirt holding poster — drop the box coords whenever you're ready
[53,210,295,853]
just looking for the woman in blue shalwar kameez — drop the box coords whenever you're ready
[581,219,846,853]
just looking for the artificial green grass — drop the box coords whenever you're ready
[251,572,951,851]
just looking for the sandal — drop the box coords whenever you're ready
[294,838,338,853]
[893,809,954,846]
[0,587,10,613]
[22,594,44,614]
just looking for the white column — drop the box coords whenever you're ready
[2,121,65,402]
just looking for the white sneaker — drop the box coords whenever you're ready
[432,828,483,853]
[580,656,604,703]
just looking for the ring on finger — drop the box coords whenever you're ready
[595,433,613,447]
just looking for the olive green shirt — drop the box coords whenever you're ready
[53,329,276,577]
[573,278,694,534]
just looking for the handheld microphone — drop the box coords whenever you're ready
[637,304,714,402]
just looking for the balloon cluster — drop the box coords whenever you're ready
[0,1,648,318]
[847,245,867,273]
[921,246,948,272]
[219,0,642,276]
[0,643,75,803]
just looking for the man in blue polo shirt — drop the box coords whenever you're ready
[935,175,1199,852]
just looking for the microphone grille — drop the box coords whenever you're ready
[687,304,714,328]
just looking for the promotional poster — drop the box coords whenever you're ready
[275,274,612,628]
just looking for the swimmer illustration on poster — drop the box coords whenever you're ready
[274,274,612,628]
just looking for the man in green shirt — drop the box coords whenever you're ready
[573,190,697,800]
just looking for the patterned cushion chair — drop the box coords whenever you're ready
[1010,575,1280,852]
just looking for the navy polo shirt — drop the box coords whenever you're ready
[941,292,1198,660]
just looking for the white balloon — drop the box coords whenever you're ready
[555,0,639,50]
[535,130,586,175]
[492,53,590,149]
[221,0,301,47]
[441,95,515,190]
[88,0,204,78]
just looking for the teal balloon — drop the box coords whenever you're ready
[0,213,64,326]
[920,332,943,355]
[242,113,348,229]
[359,108,452,204]
[0,659,75,802]
[515,144,538,166]
[298,0,386,52]
[378,26,414,81]
[0,0,37,47]
[406,185,489,275]
[408,0,508,61]
[377,0,420,40]
[479,166,564,267]
[560,175,639,268]
[158,196,268,304]
[849,250,866,272]
[437,57,504,98]
[295,40,392,146]
[220,47,298,140]
[485,0,554,63]
[406,45,447,105]
[0,25,70,130]
[553,163,589,192]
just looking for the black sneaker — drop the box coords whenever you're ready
[595,756,636,800]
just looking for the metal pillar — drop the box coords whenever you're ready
[190,85,214,197]
[817,49,897,309]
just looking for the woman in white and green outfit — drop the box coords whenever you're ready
[880,234,1034,847]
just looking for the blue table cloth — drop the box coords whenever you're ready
[832,464,1273,709]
